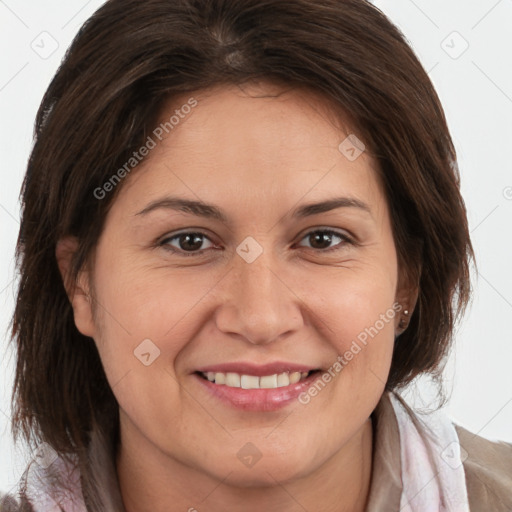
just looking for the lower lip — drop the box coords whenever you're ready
[193,371,322,411]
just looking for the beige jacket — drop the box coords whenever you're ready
[1,391,511,511]
[366,392,512,511]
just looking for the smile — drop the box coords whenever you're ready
[197,370,318,389]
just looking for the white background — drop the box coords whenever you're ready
[1,0,511,494]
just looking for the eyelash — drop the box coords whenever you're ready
[158,228,354,257]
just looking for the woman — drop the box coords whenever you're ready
[2,0,511,510]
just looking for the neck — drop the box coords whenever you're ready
[117,417,374,512]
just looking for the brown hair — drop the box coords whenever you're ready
[11,0,474,506]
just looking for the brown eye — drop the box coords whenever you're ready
[160,232,215,256]
[297,229,352,252]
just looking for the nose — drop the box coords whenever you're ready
[214,251,304,345]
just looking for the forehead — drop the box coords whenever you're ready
[113,82,386,222]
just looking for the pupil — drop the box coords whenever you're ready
[311,232,331,249]
[181,233,203,251]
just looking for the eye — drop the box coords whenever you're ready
[159,231,215,256]
[296,229,353,252]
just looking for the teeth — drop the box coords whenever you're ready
[241,375,259,389]
[225,372,241,387]
[259,374,278,389]
[289,372,301,384]
[277,372,289,387]
[202,370,313,389]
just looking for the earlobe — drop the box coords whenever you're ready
[394,266,420,336]
[55,236,96,338]
[394,288,418,336]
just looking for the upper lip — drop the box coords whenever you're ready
[195,361,319,376]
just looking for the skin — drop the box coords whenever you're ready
[57,81,415,512]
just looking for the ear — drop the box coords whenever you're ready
[55,236,96,338]
[394,265,420,337]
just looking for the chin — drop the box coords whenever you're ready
[196,448,319,488]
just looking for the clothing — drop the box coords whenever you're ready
[2,391,511,511]
[366,393,512,511]
[387,393,470,511]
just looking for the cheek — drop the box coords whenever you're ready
[325,280,397,351]
[304,261,398,385]
[88,252,232,422]
[91,246,206,342]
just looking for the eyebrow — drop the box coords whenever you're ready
[135,195,372,222]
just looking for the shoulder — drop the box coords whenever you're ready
[455,424,512,510]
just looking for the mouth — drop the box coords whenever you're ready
[192,366,325,411]
[195,369,321,389]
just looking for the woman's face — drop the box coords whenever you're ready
[66,82,409,486]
